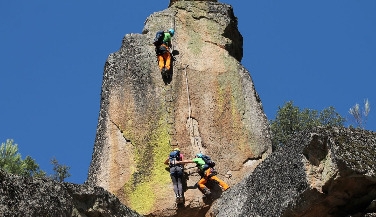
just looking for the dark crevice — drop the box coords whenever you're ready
[109,119,131,143]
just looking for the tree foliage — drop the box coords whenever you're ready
[270,101,345,149]
[349,99,370,129]
[0,139,46,177]
[51,157,71,182]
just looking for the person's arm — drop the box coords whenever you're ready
[164,158,169,165]
[177,159,195,165]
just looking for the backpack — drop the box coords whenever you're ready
[169,150,181,167]
[153,30,165,46]
[201,154,216,168]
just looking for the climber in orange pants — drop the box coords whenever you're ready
[157,44,172,72]
[197,167,229,195]
[154,29,175,74]
[178,153,230,195]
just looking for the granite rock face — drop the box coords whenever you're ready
[87,0,271,216]
[0,170,141,217]
[210,127,376,217]
[169,0,218,8]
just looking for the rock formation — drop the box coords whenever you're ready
[0,169,141,217]
[210,127,376,217]
[1,1,376,217]
[169,0,218,8]
[87,0,271,216]
[2,127,375,216]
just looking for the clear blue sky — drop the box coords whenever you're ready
[1,1,375,184]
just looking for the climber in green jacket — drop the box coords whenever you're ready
[178,153,230,196]
[155,29,175,73]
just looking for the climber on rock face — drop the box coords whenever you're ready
[177,153,230,196]
[164,147,185,204]
[153,28,175,75]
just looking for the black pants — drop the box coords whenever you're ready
[170,166,183,197]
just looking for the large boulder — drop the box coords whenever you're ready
[0,170,141,217]
[87,1,271,216]
[210,127,376,217]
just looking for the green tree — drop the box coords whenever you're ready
[270,101,345,149]
[0,139,46,177]
[51,157,71,182]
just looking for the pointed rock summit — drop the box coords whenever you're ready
[169,0,218,7]
[88,1,271,216]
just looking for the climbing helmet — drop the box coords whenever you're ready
[168,28,175,36]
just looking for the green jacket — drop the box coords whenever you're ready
[163,32,172,47]
[193,157,206,171]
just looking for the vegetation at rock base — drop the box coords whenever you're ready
[0,139,46,178]
[0,139,71,181]
[270,101,345,149]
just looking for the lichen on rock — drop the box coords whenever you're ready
[88,0,271,216]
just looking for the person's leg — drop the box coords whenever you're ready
[164,52,171,71]
[210,175,230,191]
[197,176,207,190]
[170,167,181,197]
[170,174,180,197]
[177,176,183,195]
[176,167,184,197]
[158,55,165,70]
[198,176,211,195]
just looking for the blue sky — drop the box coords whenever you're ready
[1,1,375,184]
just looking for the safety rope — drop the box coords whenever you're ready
[168,12,175,61]
[165,13,177,149]
[183,65,203,155]
[184,65,191,121]
[171,11,176,52]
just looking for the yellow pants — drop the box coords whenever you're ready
[198,168,229,191]
[158,52,171,71]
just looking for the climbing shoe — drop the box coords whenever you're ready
[161,67,167,74]
[175,193,184,204]
[203,188,211,196]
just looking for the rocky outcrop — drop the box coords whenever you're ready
[87,0,271,216]
[0,169,141,217]
[168,0,218,7]
[169,0,218,8]
[2,1,376,216]
[210,127,376,217]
